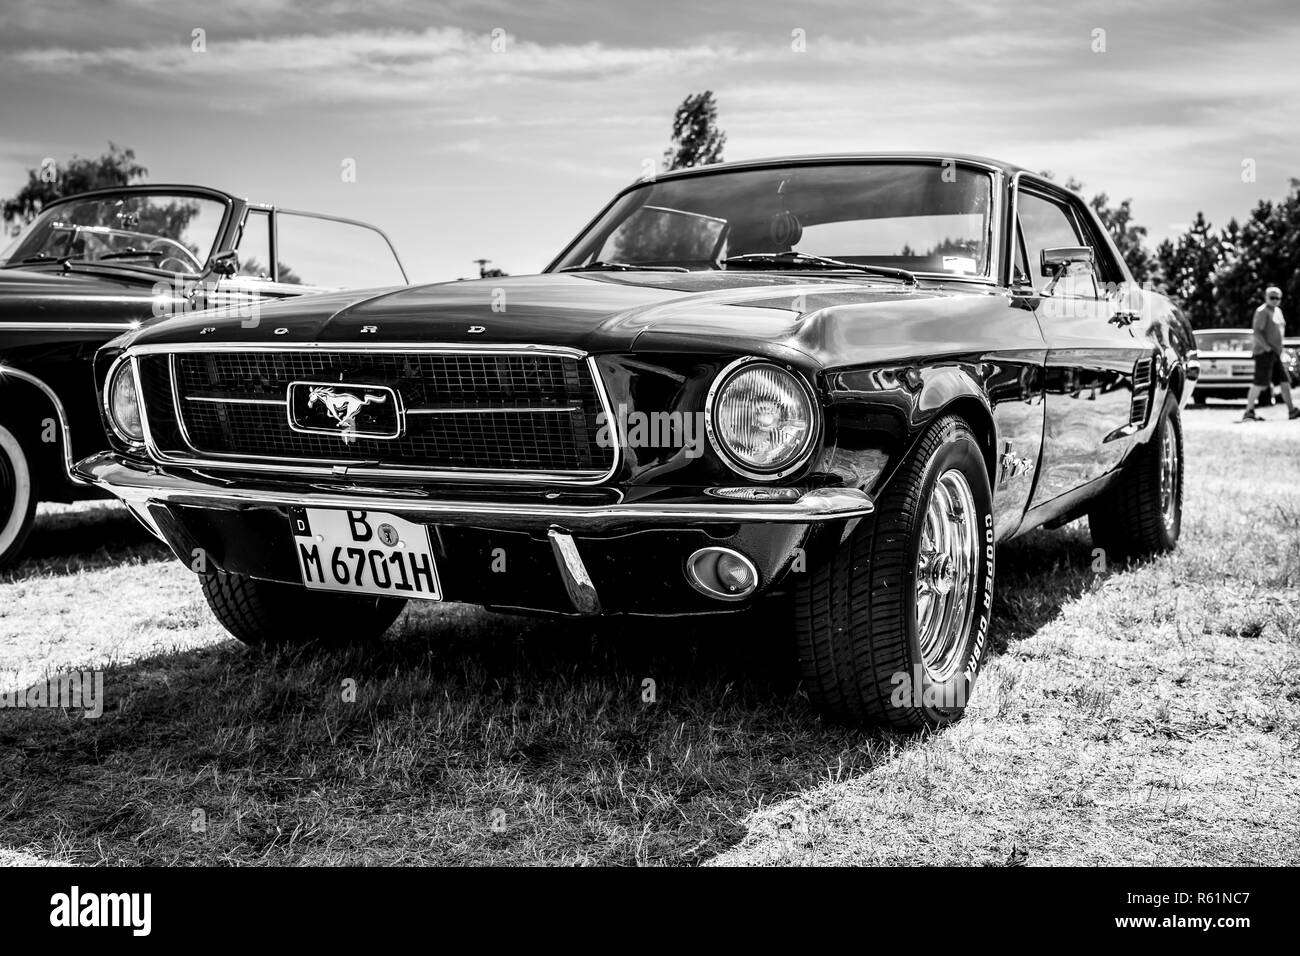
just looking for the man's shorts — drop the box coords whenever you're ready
[1254,352,1288,387]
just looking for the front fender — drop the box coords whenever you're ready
[821,356,1045,541]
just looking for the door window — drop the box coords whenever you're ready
[1017,191,1093,297]
[274,213,405,289]
[235,209,273,280]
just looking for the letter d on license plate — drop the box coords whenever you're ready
[291,508,442,601]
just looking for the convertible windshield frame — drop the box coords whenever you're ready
[546,157,1006,285]
[0,185,237,277]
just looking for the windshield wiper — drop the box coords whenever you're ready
[98,250,166,262]
[559,260,689,273]
[721,252,917,285]
[3,253,68,267]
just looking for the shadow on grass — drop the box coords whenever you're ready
[0,522,1111,865]
[2,501,169,585]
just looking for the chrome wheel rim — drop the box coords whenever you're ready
[1159,422,1179,533]
[915,468,979,683]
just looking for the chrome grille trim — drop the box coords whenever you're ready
[130,343,622,485]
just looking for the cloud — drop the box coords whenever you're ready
[2,0,1299,274]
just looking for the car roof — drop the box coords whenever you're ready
[647,152,1030,185]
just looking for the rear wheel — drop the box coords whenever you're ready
[1088,396,1183,560]
[0,423,37,570]
[1191,392,1206,406]
[200,569,407,647]
[793,415,995,729]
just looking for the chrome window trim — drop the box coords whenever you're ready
[130,342,622,485]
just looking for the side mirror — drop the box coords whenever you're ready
[1040,246,1094,295]
[208,250,239,278]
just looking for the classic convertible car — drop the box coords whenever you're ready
[0,184,406,566]
[75,154,1194,727]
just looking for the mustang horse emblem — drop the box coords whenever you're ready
[307,386,387,438]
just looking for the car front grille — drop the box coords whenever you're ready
[135,348,616,480]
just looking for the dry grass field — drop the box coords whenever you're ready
[1,403,1296,865]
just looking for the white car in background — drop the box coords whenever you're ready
[1190,328,1296,405]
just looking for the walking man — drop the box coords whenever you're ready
[1242,286,1299,421]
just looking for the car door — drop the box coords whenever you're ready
[1016,182,1151,507]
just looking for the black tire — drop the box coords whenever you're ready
[1191,392,1206,406]
[0,422,38,570]
[794,415,996,729]
[200,568,407,647]
[1088,395,1183,561]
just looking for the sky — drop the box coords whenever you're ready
[1,0,1297,283]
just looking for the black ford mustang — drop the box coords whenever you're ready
[75,154,1196,727]
[0,184,407,567]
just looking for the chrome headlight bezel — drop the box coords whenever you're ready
[103,355,145,447]
[704,357,820,481]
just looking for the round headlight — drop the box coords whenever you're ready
[707,360,817,479]
[107,361,144,444]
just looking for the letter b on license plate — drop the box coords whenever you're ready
[291,508,442,601]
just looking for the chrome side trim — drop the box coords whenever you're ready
[132,344,623,485]
[548,529,601,615]
[0,322,140,331]
[74,452,875,525]
[0,367,87,485]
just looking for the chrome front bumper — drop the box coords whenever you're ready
[74,452,875,530]
[75,452,874,616]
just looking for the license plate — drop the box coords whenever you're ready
[1231,365,1252,376]
[290,508,441,600]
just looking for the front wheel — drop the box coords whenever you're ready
[200,569,407,647]
[0,423,37,570]
[1088,395,1183,560]
[794,415,996,729]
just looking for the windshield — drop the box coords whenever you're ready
[0,191,227,275]
[552,162,995,277]
[1195,332,1253,352]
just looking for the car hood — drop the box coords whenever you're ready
[123,271,978,361]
